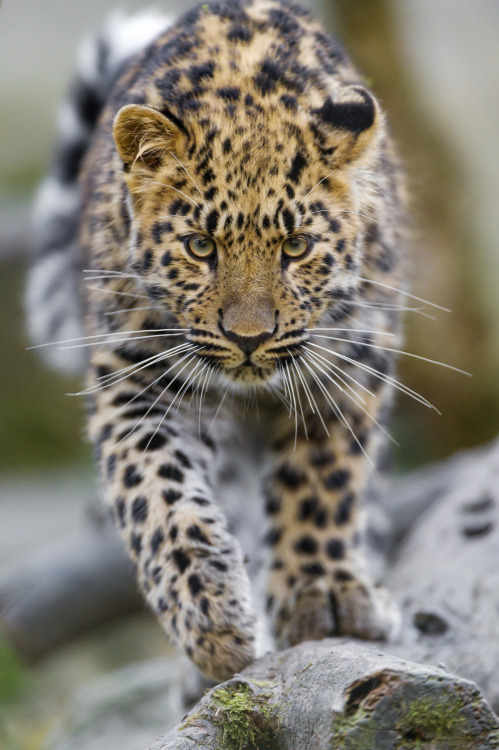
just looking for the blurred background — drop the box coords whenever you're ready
[1,0,498,747]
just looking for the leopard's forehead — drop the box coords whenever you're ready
[138,0,350,108]
[121,0,358,140]
[136,113,354,273]
[182,112,327,237]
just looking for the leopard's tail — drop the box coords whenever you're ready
[25,11,172,373]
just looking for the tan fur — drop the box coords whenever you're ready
[77,0,406,680]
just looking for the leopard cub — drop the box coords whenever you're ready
[28,0,406,679]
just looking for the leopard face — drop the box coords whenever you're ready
[113,54,381,388]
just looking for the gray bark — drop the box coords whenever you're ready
[382,437,499,711]
[0,525,142,660]
[384,436,499,544]
[149,640,499,750]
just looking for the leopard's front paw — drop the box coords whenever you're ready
[147,545,264,682]
[188,611,260,682]
[272,573,400,649]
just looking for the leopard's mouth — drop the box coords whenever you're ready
[224,358,275,380]
[219,345,307,388]
[189,331,307,388]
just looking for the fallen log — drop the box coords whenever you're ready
[382,438,499,712]
[3,438,499,749]
[384,436,499,544]
[149,640,499,750]
[0,526,142,660]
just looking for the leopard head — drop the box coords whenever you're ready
[113,85,382,387]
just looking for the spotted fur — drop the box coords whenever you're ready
[30,0,407,680]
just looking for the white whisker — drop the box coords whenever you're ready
[105,306,157,316]
[308,337,471,376]
[169,152,203,198]
[84,268,142,278]
[267,381,290,413]
[303,349,397,447]
[116,350,201,446]
[342,300,436,318]
[285,360,299,449]
[187,360,208,413]
[355,276,451,313]
[301,357,375,466]
[289,356,308,441]
[305,346,373,401]
[207,381,230,436]
[96,343,191,385]
[142,358,205,451]
[310,209,379,224]
[86,285,149,300]
[70,343,194,396]
[307,342,438,412]
[278,360,291,414]
[303,170,335,198]
[83,276,141,284]
[295,359,330,437]
[58,331,187,351]
[150,181,200,208]
[198,364,213,438]
[293,359,315,415]
[27,327,187,350]
[306,327,394,336]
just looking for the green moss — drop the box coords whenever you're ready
[331,705,375,749]
[403,694,468,739]
[209,683,276,750]
[331,687,480,749]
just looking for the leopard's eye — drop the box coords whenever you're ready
[282,236,309,259]
[187,236,216,259]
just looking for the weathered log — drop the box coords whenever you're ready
[381,438,499,712]
[148,640,499,750]
[15,436,497,750]
[0,526,142,660]
[384,436,499,543]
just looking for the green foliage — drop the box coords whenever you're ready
[0,633,28,703]
[0,261,91,470]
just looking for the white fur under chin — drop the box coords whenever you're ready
[215,367,282,394]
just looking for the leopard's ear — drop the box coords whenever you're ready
[113,104,185,173]
[311,85,382,167]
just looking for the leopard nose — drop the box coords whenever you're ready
[223,328,273,356]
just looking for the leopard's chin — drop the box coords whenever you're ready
[220,362,279,389]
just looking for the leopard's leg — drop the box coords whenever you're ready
[264,399,400,649]
[88,352,261,681]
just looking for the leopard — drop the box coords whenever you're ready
[27,0,408,681]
